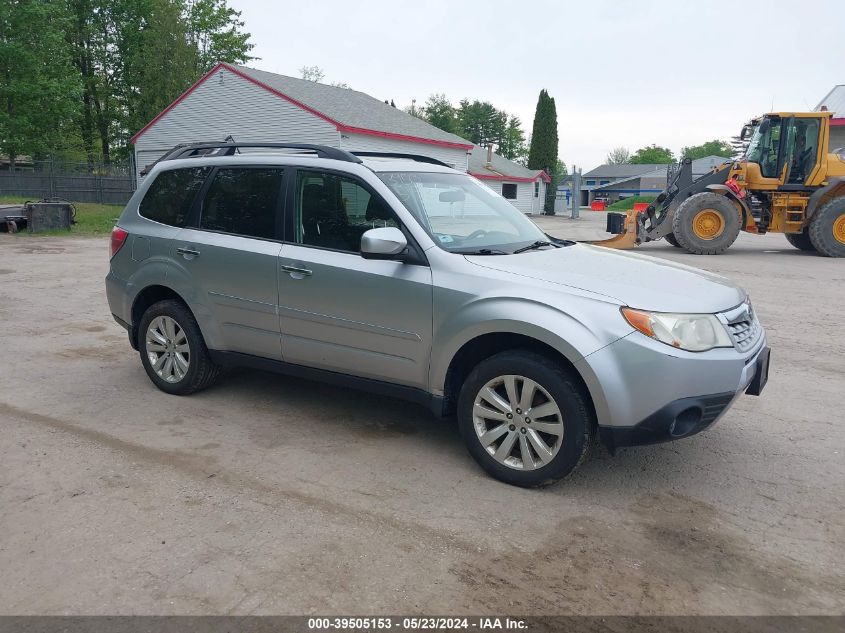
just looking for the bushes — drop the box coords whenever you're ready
[607,195,657,211]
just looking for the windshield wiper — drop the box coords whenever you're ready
[455,248,507,255]
[512,240,558,254]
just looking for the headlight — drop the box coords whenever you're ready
[621,307,733,352]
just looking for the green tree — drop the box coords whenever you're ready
[456,99,506,147]
[422,93,457,135]
[527,89,559,213]
[681,139,733,160]
[67,0,253,162]
[120,0,201,157]
[0,0,81,169]
[630,144,675,164]
[498,115,527,163]
[186,0,253,74]
[606,146,630,164]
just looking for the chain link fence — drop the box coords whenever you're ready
[0,158,135,205]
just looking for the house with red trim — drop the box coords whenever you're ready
[815,85,845,151]
[467,145,550,214]
[131,62,473,184]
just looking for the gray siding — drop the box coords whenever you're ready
[340,132,469,172]
[134,67,338,182]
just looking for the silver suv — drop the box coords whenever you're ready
[106,143,769,487]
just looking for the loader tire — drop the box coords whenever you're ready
[671,192,741,255]
[784,230,816,252]
[808,197,845,258]
[664,233,682,248]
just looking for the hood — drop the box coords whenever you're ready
[465,243,745,313]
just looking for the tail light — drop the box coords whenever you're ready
[110,226,129,258]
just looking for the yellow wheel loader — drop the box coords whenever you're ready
[601,111,845,257]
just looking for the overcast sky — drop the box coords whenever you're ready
[228,0,843,168]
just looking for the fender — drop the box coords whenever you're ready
[706,184,753,227]
[429,297,627,421]
[805,177,845,219]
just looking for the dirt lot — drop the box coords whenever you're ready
[1,215,843,615]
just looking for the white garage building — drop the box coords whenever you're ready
[131,62,473,182]
[468,145,550,214]
[131,63,549,213]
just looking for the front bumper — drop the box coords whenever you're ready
[575,327,769,450]
[595,343,770,451]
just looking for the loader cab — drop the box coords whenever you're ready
[742,114,823,187]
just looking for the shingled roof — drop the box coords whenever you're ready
[131,62,473,149]
[467,146,549,182]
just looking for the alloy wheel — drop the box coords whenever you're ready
[145,316,190,383]
[472,374,564,470]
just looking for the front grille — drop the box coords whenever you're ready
[722,302,761,352]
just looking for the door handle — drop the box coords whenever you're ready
[280,264,312,277]
[176,247,200,258]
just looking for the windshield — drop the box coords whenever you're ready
[378,171,550,254]
[744,117,782,177]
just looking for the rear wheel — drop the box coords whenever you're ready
[784,229,816,252]
[664,233,682,248]
[457,350,594,487]
[809,197,845,257]
[138,300,220,395]
[671,192,741,255]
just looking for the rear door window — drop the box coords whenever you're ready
[139,167,209,227]
[199,167,284,239]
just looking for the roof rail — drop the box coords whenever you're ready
[140,142,362,176]
[351,152,452,168]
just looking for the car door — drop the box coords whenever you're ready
[277,168,433,388]
[173,166,285,360]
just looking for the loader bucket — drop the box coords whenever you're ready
[587,209,640,249]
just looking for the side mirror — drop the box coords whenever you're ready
[360,227,407,260]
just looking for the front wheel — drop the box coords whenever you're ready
[664,233,682,248]
[457,350,594,487]
[671,192,741,255]
[808,197,845,257]
[138,300,220,395]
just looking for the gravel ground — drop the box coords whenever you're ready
[0,215,843,615]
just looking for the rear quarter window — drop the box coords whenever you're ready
[139,167,210,227]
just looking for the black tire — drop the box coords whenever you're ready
[457,350,594,487]
[664,233,682,248]
[808,197,845,258]
[138,299,220,395]
[671,192,741,255]
[784,229,816,252]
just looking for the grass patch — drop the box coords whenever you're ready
[607,195,657,211]
[0,196,123,237]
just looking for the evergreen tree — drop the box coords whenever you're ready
[456,99,506,147]
[527,89,559,213]
[498,115,527,163]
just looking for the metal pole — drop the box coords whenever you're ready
[48,157,55,198]
[570,165,580,219]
